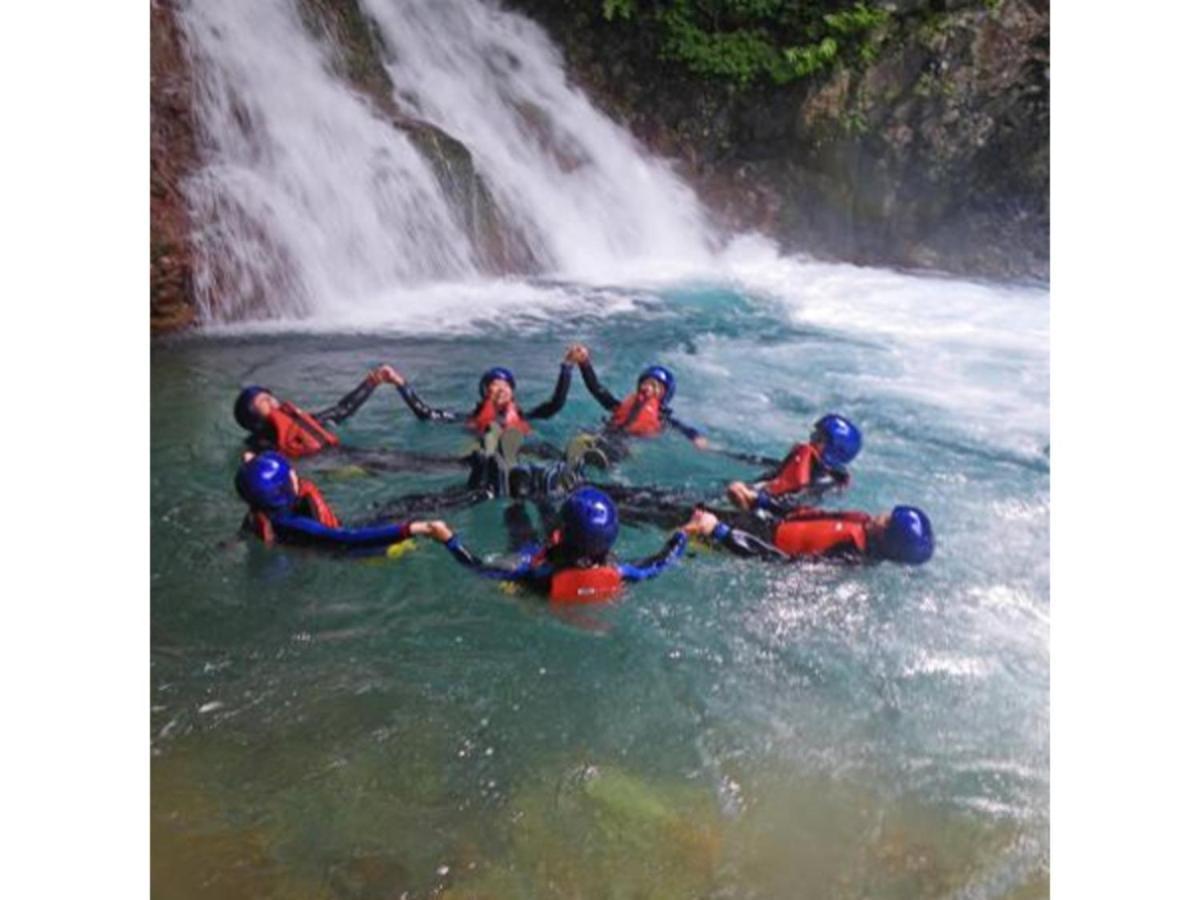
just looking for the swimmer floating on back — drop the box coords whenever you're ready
[726,413,861,512]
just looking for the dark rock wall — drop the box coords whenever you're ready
[151,0,199,333]
[505,0,1049,279]
[150,0,1048,332]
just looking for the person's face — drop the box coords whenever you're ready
[487,379,514,407]
[866,512,891,540]
[253,392,280,418]
[638,377,664,400]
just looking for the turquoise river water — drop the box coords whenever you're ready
[151,267,1049,899]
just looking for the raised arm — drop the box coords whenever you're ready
[616,530,688,583]
[395,383,460,422]
[314,370,383,425]
[577,358,621,411]
[524,362,574,420]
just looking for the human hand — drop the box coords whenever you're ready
[682,508,719,537]
[377,364,405,386]
[423,520,454,543]
[409,520,453,542]
[726,481,756,510]
[692,436,710,451]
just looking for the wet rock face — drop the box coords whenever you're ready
[151,0,199,333]
[507,0,1048,280]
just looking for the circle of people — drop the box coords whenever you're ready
[233,343,934,603]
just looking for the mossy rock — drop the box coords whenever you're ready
[445,763,722,900]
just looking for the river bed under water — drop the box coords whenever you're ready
[151,266,1049,899]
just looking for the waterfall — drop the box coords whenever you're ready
[176,0,715,322]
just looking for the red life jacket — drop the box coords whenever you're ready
[466,398,532,435]
[772,508,870,558]
[266,403,340,458]
[246,480,338,545]
[532,531,624,603]
[609,392,663,436]
[548,566,624,604]
[295,478,340,528]
[762,443,819,496]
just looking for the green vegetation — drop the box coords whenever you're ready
[600,1,892,87]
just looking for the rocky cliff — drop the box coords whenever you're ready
[150,0,1048,332]
[507,0,1048,279]
[151,0,199,333]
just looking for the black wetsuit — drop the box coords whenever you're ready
[244,376,463,474]
[395,364,573,459]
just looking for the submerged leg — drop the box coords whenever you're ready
[601,483,707,531]
[368,485,492,520]
[321,446,469,475]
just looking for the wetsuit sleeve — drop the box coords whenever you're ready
[752,492,796,516]
[578,360,621,411]
[617,531,688,583]
[443,535,546,581]
[395,384,459,422]
[754,476,847,511]
[665,413,703,442]
[524,364,573,420]
[711,522,791,561]
[315,376,379,425]
[271,514,413,549]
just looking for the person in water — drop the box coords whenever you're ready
[682,504,934,565]
[233,368,395,458]
[725,413,861,513]
[367,426,588,520]
[567,344,707,466]
[386,348,576,443]
[235,451,452,555]
[410,487,689,603]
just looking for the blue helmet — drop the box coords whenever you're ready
[638,365,676,405]
[234,386,271,431]
[813,414,862,468]
[880,506,934,565]
[235,452,296,511]
[559,487,619,558]
[479,367,516,398]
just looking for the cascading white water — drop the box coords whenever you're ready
[177,0,715,322]
[361,0,714,280]
[179,0,479,321]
